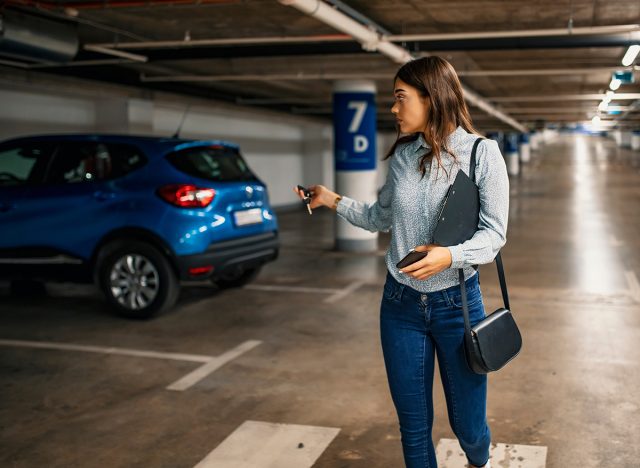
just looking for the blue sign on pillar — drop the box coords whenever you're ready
[333,92,377,171]
[505,133,519,153]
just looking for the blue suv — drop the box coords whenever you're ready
[0,134,279,318]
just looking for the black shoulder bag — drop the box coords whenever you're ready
[433,138,522,374]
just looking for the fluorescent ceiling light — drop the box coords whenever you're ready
[622,44,640,66]
[609,78,621,90]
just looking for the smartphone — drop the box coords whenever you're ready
[396,250,428,269]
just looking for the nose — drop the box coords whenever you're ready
[391,103,399,115]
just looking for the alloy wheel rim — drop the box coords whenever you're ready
[109,254,160,310]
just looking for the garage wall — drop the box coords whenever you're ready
[0,75,394,209]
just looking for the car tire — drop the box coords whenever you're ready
[212,265,262,289]
[96,241,179,319]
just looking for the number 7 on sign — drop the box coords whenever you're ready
[347,101,367,133]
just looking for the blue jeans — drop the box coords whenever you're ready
[380,270,491,468]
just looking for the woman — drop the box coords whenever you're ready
[293,56,509,468]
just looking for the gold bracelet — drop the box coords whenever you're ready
[331,195,343,211]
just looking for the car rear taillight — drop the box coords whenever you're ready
[189,265,214,276]
[157,184,215,208]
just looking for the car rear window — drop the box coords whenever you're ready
[167,146,256,182]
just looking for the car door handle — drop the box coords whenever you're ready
[93,191,117,201]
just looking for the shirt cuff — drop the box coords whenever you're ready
[335,195,352,217]
[447,244,466,269]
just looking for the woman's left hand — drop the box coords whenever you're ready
[399,244,452,281]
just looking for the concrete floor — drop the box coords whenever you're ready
[1,133,639,467]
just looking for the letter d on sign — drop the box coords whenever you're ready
[354,135,369,153]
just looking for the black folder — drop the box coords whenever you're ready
[432,138,483,247]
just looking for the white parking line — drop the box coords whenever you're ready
[166,340,262,391]
[0,339,261,391]
[436,438,547,468]
[245,284,341,294]
[624,270,640,303]
[245,281,366,304]
[193,420,340,468]
[324,280,366,303]
[0,339,211,362]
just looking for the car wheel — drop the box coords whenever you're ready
[213,265,262,289]
[96,241,179,319]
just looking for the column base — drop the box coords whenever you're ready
[335,238,378,252]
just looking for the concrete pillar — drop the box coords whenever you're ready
[612,130,621,146]
[505,133,520,176]
[519,133,531,163]
[333,80,378,252]
[619,131,632,149]
[543,128,557,144]
[530,131,540,151]
[632,131,640,151]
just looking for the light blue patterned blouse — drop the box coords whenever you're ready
[336,125,510,293]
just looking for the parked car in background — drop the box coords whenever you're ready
[0,134,279,318]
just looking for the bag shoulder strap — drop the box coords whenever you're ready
[470,137,483,271]
[495,252,510,310]
[459,253,510,333]
[459,137,510,333]
[469,137,483,184]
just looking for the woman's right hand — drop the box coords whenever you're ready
[292,184,338,210]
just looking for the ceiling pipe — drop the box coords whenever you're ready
[233,95,640,108]
[87,24,640,50]
[91,34,352,50]
[324,0,392,36]
[277,0,526,132]
[296,108,625,118]
[5,0,238,10]
[277,0,412,63]
[611,99,640,125]
[83,44,147,62]
[390,24,640,42]
[488,93,640,102]
[500,107,631,113]
[139,66,638,82]
[458,67,638,77]
[140,72,373,82]
[30,58,143,68]
[0,8,78,62]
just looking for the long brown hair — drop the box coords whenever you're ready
[384,56,479,179]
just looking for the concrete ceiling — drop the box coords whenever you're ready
[2,0,639,132]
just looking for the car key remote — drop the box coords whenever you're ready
[297,184,313,215]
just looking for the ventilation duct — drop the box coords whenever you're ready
[0,9,78,63]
